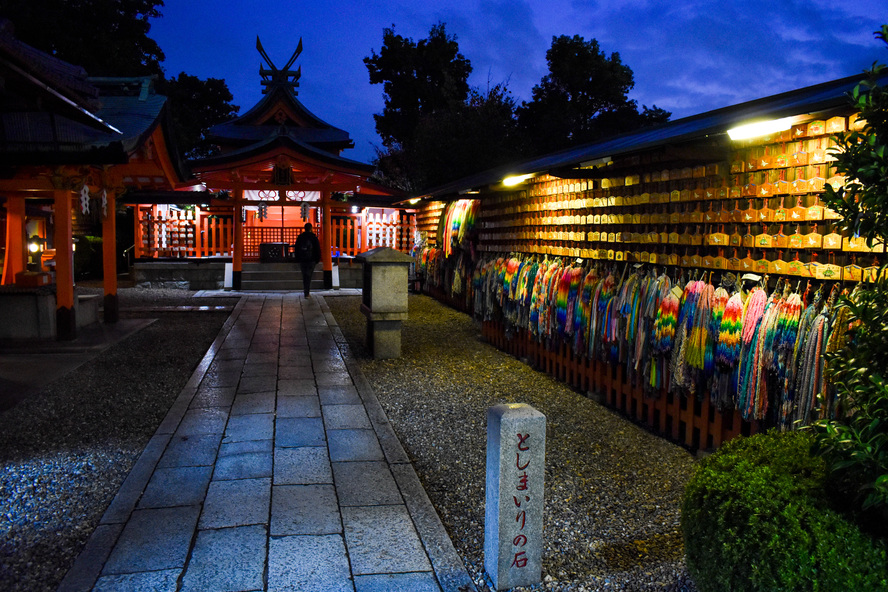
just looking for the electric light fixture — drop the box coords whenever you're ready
[502,173,534,187]
[727,117,795,140]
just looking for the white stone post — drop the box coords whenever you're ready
[484,403,546,590]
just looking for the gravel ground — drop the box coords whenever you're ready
[326,293,699,592]
[0,287,239,592]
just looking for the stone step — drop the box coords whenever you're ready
[240,280,309,290]
[242,262,298,272]
[242,271,302,281]
[239,262,327,291]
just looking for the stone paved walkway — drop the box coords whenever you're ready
[58,293,474,592]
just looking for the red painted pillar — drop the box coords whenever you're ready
[321,192,333,289]
[53,190,76,340]
[233,194,244,290]
[102,191,118,323]
[2,195,26,285]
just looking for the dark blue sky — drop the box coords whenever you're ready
[149,1,886,164]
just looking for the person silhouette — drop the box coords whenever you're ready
[293,223,321,297]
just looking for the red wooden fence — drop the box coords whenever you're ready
[479,320,757,451]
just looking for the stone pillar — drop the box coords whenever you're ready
[357,247,412,359]
[484,403,546,590]
[233,196,243,290]
[2,195,26,285]
[102,190,118,323]
[53,189,76,340]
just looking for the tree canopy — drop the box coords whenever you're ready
[365,23,472,152]
[366,23,523,191]
[1,0,238,158]
[2,0,165,76]
[517,34,670,155]
[407,83,523,189]
[365,28,670,191]
[156,73,240,160]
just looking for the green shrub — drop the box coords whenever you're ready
[816,25,888,522]
[681,431,888,592]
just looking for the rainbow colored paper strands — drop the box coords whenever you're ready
[741,288,767,346]
[442,199,477,256]
[652,289,679,354]
[716,292,742,370]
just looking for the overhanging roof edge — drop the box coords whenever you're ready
[189,134,374,176]
[415,71,886,200]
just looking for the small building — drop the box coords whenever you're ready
[409,71,888,450]
[0,19,189,338]
[125,38,409,291]
[1,28,413,335]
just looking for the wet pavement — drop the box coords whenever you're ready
[54,292,474,592]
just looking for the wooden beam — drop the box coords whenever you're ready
[0,178,55,192]
[147,126,192,189]
[199,180,365,193]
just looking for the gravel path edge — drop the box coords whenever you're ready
[55,296,249,592]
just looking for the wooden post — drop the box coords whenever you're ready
[151,205,159,257]
[134,205,144,259]
[54,190,75,340]
[361,209,369,252]
[102,191,119,323]
[194,206,204,258]
[233,194,243,290]
[321,192,333,289]
[2,195,26,285]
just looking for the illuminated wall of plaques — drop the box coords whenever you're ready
[474,112,884,283]
[416,201,446,246]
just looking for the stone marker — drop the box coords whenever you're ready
[484,403,545,590]
[356,247,413,359]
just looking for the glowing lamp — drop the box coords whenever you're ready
[502,173,534,187]
[28,235,45,253]
[727,117,794,140]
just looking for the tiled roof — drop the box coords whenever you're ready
[419,71,888,199]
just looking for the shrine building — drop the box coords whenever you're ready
[0,26,408,340]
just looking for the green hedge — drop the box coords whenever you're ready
[681,431,888,592]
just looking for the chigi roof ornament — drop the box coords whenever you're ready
[256,36,302,95]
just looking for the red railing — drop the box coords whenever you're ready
[134,207,416,260]
[135,206,234,258]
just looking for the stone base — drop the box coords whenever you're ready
[0,289,56,339]
[366,320,402,359]
[132,261,227,290]
[337,259,362,289]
